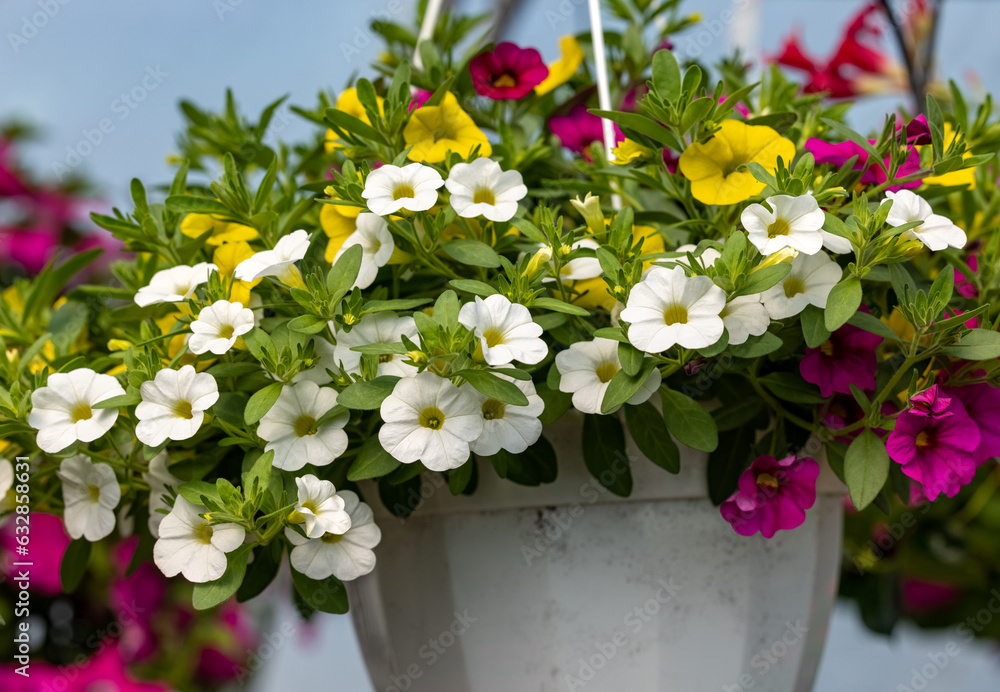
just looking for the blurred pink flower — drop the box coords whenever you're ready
[1,512,71,595]
[720,454,820,538]
[806,137,921,191]
[549,104,625,161]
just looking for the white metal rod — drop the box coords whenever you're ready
[414,0,445,70]
[586,0,622,209]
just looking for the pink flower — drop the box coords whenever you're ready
[886,386,981,500]
[1,513,71,595]
[469,42,548,100]
[901,577,963,614]
[0,226,60,273]
[549,105,625,161]
[800,319,882,397]
[898,114,932,145]
[806,137,921,191]
[943,381,1000,465]
[408,88,432,112]
[720,454,820,538]
[196,603,259,684]
[955,254,979,298]
[80,645,170,692]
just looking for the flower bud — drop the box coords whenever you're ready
[523,246,553,279]
[107,339,132,352]
[570,193,605,235]
[753,247,798,271]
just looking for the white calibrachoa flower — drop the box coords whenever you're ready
[293,474,352,539]
[257,381,349,471]
[363,163,444,215]
[621,266,727,353]
[135,365,219,446]
[335,213,395,289]
[153,497,245,583]
[464,377,544,456]
[135,262,217,307]
[761,252,842,320]
[234,229,310,283]
[143,453,178,538]
[333,312,419,378]
[379,372,483,471]
[721,294,770,345]
[458,294,546,366]
[445,157,527,222]
[29,368,125,453]
[884,190,968,251]
[57,455,120,541]
[555,338,662,415]
[742,194,827,256]
[286,490,381,581]
[188,300,254,355]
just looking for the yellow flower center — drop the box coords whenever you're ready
[173,400,194,420]
[294,415,318,437]
[321,532,344,544]
[218,324,235,340]
[915,431,931,448]
[71,403,93,423]
[767,218,791,238]
[757,473,780,489]
[783,278,805,298]
[482,399,505,420]
[419,407,446,430]
[663,304,689,325]
[473,188,497,205]
[301,500,319,514]
[195,523,214,544]
[87,484,101,502]
[595,362,618,383]
[393,184,415,200]
[482,328,504,348]
[493,74,517,88]
[820,340,835,357]
[378,354,393,364]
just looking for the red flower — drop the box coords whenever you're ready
[469,42,548,100]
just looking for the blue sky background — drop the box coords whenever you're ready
[4,0,1000,689]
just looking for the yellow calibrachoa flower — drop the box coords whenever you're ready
[534,36,584,96]
[571,225,665,310]
[923,124,976,189]
[180,213,258,246]
[679,120,795,206]
[320,202,361,262]
[213,241,259,306]
[612,138,652,165]
[403,92,492,163]
[325,88,385,152]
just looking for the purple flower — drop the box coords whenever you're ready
[943,381,1000,465]
[886,385,981,500]
[800,319,882,397]
[955,254,979,298]
[549,105,625,161]
[720,454,820,538]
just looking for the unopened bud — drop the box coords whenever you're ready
[754,247,798,271]
[570,193,606,235]
[523,246,553,279]
[107,339,132,352]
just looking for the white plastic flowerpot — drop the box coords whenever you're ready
[350,418,844,692]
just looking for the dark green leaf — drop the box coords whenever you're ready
[582,414,632,497]
[193,544,252,610]
[625,401,680,473]
[291,567,349,614]
[348,436,401,481]
[824,276,860,332]
[244,382,283,425]
[442,239,501,268]
[660,388,718,452]
[60,539,92,593]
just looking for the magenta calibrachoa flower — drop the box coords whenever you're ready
[886,386,981,500]
[549,104,625,161]
[720,455,820,538]
[469,42,549,99]
[943,381,1000,465]
[799,318,883,397]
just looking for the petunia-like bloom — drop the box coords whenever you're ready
[333,212,394,289]
[458,294,547,366]
[883,190,967,251]
[286,490,381,581]
[292,474,352,539]
[29,368,126,453]
[470,42,548,100]
[378,372,484,471]
[720,294,770,345]
[761,251,842,320]
[403,92,492,162]
[806,137,921,192]
[886,386,981,500]
[720,454,820,538]
[463,376,545,456]
[179,213,258,246]
[135,365,219,447]
[135,263,217,307]
[57,455,120,541]
[333,312,419,379]
[555,337,662,415]
[234,229,310,287]
[535,35,584,95]
[362,163,444,216]
[800,318,882,397]
[942,381,1000,465]
[143,453,178,538]
[445,158,527,222]
[257,381,349,472]
[188,300,254,356]
[320,200,361,262]
[325,88,384,152]
[549,105,625,162]
[620,266,727,352]
[678,120,795,206]
[153,497,246,583]
[741,194,827,255]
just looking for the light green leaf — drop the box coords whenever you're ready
[660,388,718,452]
[844,429,890,511]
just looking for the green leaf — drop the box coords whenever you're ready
[348,436,401,481]
[712,396,764,432]
[758,372,826,404]
[23,249,103,322]
[660,388,718,452]
[60,539,92,593]
[942,329,1000,360]
[442,239,501,268]
[600,359,656,414]
[91,391,142,410]
[707,423,755,505]
[824,276,861,331]
[728,331,783,358]
[589,109,678,149]
[325,107,386,145]
[800,305,831,349]
[291,567,349,614]
[582,414,632,497]
[448,279,498,297]
[287,315,328,334]
[207,362,261,378]
[848,311,900,342]
[244,382,283,425]
[651,48,682,103]
[926,94,945,162]
[327,243,363,300]
[362,298,432,314]
[734,263,791,297]
[164,195,231,216]
[531,297,590,316]
[241,449,274,500]
[455,370,528,406]
[448,460,475,495]
[624,401,680,473]
[237,543,283,602]
[433,290,460,327]
[338,376,400,410]
[618,342,643,377]
[177,481,222,508]
[193,544,252,610]
[844,429,890,511]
